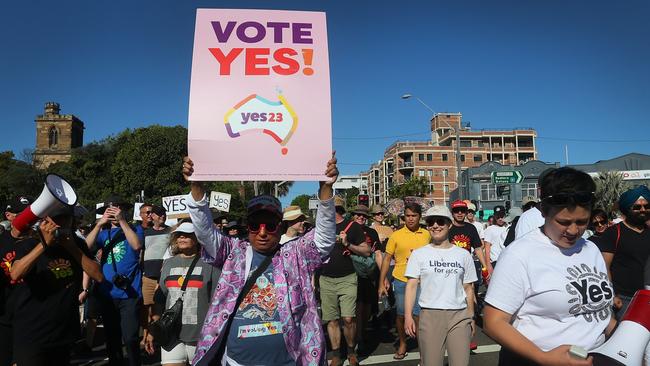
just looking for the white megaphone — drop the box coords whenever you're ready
[12,173,78,233]
[590,289,650,366]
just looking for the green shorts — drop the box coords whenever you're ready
[319,272,357,321]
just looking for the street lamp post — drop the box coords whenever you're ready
[401,94,464,200]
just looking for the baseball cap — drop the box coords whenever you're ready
[369,204,385,215]
[334,196,346,208]
[172,222,195,234]
[424,206,453,221]
[247,195,282,219]
[493,205,506,217]
[5,196,30,214]
[151,205,167,217]
[450,200,468,209]
[467,203,477,212]
[522,196,539,206]
[97,194,133,214]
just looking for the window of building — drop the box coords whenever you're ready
[442,153,448,161]
[426,154,433,161]
[474,155,482,162]
[418,153,425,161]
[460,155,465,162]
[443,169,449,177]
[460,140,472,148]
[521,183,538,199]
[444,185,450,194]
[480,183,504,201]
[427,170,433,177]
[48,126,58,147]
[419,170,425,177]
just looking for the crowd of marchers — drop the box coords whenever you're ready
[1,159,649,366]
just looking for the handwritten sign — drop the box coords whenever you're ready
[162,195,190,219]
[209,191,232,212]
[187,9,332,181]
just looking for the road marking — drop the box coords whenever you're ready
[338,344,502,365]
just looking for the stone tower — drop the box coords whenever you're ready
[32,102,84,169]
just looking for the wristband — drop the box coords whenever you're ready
[83,288,90,293]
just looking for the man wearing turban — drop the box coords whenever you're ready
[596,185,650,320]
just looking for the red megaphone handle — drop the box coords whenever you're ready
[11,206,38,233]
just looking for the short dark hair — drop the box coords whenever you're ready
[539,167,596,215]
[404,203,422,215]
[591,208,608,222]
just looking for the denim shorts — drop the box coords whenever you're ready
[393,279,421,316]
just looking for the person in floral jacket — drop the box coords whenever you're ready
[182,154,338,366]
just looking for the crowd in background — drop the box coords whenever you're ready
[1,160,650,366]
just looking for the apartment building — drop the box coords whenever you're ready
[363,113,538,206]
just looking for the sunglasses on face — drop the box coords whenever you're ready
[247,221,280,234]
[592,219,607,226]
[426,217,449,227]
[632,204,650,211]
[542,192,595,206]
[467,210,475,214]
[452,208,467,214]
[143,211,152,215]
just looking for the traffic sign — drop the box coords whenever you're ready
[491,170,523,184]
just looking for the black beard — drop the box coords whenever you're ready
[627,211,649,227]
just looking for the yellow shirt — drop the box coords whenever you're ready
[385,226,430,282]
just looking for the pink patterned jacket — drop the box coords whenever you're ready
[188,195,336,366]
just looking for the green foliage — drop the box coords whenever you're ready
[344,187,360,209]
[389,177,430,199]
[594,171,630,215]
[290,194,313,218]
[0,151,43,206]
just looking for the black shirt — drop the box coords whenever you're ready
[448,223,482,253]
[320,219,366,278]
[11,236,85,347]
[595,223,650,297]
[0,231,32,326]
[361,226,380,252]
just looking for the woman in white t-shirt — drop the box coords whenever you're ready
[484,167,617,366]
[404,206,477,366]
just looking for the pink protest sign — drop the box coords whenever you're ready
[187,9,332,181]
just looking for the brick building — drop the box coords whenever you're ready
[32,102,84,169]
[363,113,538,206]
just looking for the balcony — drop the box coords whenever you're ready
[398,161,414,170]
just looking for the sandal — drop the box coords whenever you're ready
[393,351,408,360]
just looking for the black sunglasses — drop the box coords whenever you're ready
[247,221,280,234]
[592,219,607,226]
[426,217,449,227]
[452,208,467,213]
[542,192,594,206]
[631,204,650,211]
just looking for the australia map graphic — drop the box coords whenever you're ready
[224,94,298,155]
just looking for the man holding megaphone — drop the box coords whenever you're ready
[7,203,103,365]
[85,194,144,366]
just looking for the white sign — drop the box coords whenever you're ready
[133,202,144,221]
[162,195,190,219]
[309,198,320,210]
[95,203,104,219]
[209,191,232,212]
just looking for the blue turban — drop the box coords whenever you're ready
[619,185,650,214]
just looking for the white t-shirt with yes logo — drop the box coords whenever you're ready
[485,228,613,352]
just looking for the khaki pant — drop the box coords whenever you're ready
[418,308,472,366]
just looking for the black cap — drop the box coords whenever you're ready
[5,196,30,214]
[96,194,133,214]
[151,205,167,217]
[493,205,506,217]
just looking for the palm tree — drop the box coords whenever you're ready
[594,171,629,217]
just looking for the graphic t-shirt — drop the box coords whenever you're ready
[143,226,171,278]
[485,229,613,352]
[483,225,508,262]
[226,250,293,365]
[320,219,365,278]
[12,236,85,347]
[448,224,482,253]
[405,245,477,310]
[158,254,221,343]
[95,225,144,299]
[595,223,650,297]
[385,227,430,282]
[0,232,30,326]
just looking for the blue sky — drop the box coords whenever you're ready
[2,0,649,206]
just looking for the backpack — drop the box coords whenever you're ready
[342,221,377,278]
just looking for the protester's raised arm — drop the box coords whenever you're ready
[313,152,338,258]
[183,157,205,202]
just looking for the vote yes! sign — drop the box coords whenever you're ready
[187,9,332,181]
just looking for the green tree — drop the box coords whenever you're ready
[594,171,629,216]
[389,177,430,199]
[344,187,360,209]
[290,194,313,218]
[0,151,43,206]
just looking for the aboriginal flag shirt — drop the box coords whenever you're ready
[158,254,220,343]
